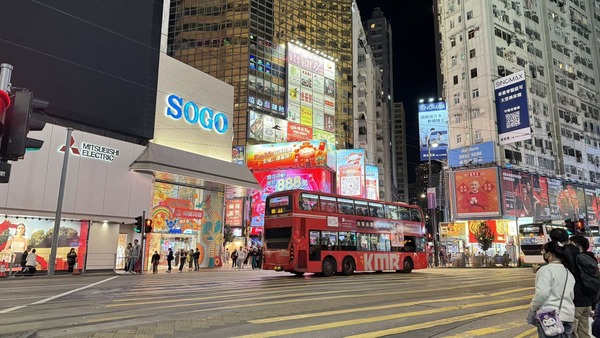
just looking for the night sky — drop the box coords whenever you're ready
[355,0,438,184]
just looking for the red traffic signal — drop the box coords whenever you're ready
[0,90,10,115]
[144,218,153,233]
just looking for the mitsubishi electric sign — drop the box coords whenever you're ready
[154,54,234,161]
[59,136,120,162]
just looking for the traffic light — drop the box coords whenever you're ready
[135,216,143,233]
[144,218,153,233]
[565,219,574,235]
[575,218,585,234]
[0,89,47,161]
[0,89,10,140]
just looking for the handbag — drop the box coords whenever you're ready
[535,268,568,337]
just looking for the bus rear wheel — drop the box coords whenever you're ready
[341,257,355,276]
[322,257,336,277]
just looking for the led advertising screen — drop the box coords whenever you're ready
[365,165,380,200]
[286,43,336,141]
[248,110,288,143]
[500,169,550,219]
[418,102,448,161]
[336,149,366,198]
[448,141,496,167]
[0,218,89,271]
[451,168,501,218]
[494,70,531,145]
[250,168,333,226]
[246,140,329,170]
[585,188,600,226]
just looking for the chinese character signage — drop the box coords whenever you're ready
[336,149,365,198]
[225,198,244,227]
[451,168,501,218]
[246,140,329,170]
[494,70,531,145]
[418,102,448,161]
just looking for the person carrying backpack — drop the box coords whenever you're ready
[570,235,600,338]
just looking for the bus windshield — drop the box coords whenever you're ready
[518,222,567,265]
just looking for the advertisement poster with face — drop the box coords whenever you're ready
[555,183,586,219]
[500,170,550,219]
[452,168,501,218]
[585,188,600,226]
[0,218,88,271]
[251,168,332,226]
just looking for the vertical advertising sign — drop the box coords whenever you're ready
[427,187,437,209]
[418,102,448,161]
[500,170,550,219]
[286,43,336,141]
[336,149,366,198]
[585,188,600,227]
[494,70,531,145]
[365,165,380,200]
[232,146,245,165]
[451,168,501,218]
[225,198,244,227]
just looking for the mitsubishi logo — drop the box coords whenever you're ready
[59,136,80,155]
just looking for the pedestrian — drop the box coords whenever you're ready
[223,248,230,269]
[502,251,510,267]
[193,248,200,271]
[256,246,263,269]
[243,247,249,267]
[151,250,160,274]
[128,239,140,274]
[174,249,180,267]
[527,240,575,337]
[67,248,77,273]
[124,243,132,272]
[569,235,598,338]
[19,247,30,275]
[236,247,245,270]
[166,248,174,273]
[231,249,238,268]
[178,249,187,272]
[188,249,194,271]
[24,248,37,276]
[251,247,258,269]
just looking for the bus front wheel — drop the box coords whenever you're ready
[322,257,336,277]
[402,258,414,273]
[341,257,355,276]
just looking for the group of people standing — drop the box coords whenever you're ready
[223,246,262,270]
[124,239,141,274]
[527,229,600,337]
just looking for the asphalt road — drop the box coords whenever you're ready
[0,267,542,338]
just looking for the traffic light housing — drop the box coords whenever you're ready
[575,218,585,234]
[0,89,47,161]
[135,216,143,233]
[144,218,153,233]
[565,219,574,235]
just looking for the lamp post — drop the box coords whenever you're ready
[428,140,439,267]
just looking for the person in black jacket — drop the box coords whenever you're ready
[569,235,598,338]
[166,248,174,273]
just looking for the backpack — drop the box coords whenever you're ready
[232,252,238,260]
[575,253,600,296]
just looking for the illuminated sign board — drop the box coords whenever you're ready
[166,94,228,134]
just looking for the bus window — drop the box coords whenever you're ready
[309,231,321,261]
[337,198,355,215]
[321,231,338,250]
[300,193,319,211]
[410,208,422,222]
[399,207,410,220]
[386,205,399,220]
[339,232,357,250]
[354,200,368,216]
[319,196,337,213]
[369,202,384,217]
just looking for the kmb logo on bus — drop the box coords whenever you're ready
[363,253,401,271]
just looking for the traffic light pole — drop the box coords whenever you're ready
[140,210,146,274]
[48,128,73,276]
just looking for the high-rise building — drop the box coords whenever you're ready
[166,0,355,150]
[393,102,409,202]
[362,8,397,201]
[437,0,600,183]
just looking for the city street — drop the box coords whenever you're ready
[0,267,540,338]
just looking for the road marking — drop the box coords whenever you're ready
[442,320,526,337]
[0,276,119,314]
[234,296,531,338]
[514,327,537,338]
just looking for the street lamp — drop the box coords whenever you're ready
[428,140,439,267]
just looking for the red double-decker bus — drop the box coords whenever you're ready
[262,190,428,276]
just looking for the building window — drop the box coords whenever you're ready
[450,37,456,47]
[453,75,459,85]
[467,11,473,20]
[468,30,475,39]
[474,130,481,140]
[472,88,479,98]
[453,93,460,104]
[456,134,462,143]
[451,55,457,66]
[469,49,476,58]
[470,68,478,78]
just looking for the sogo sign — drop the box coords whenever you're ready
[166,94,229,134]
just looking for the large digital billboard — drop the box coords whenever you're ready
[365,165,380,200]
[286,43,336,142]
[500,169,550,219]
[494,70,531,145]
[251,168,333,226]
[246,140,330,171]
[418,102,448,161]
[336,149,366,198]
[451,168,502,218]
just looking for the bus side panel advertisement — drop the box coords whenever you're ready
[451,168,501,218]
[336,149,365,198]
[500,169,550,219]
[585,188,600,226]
[251,168,332,226]
[0,218,89,271]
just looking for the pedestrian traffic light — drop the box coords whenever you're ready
[576,218,585,234]
[144,218,153,233]
[135,216,143,233]
[0,89,47,161]
[565,219,574,235]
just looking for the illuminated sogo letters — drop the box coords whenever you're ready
[166,94,228,134]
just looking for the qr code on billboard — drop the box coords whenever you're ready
[506,112,520,129]
[341,176,361,196]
